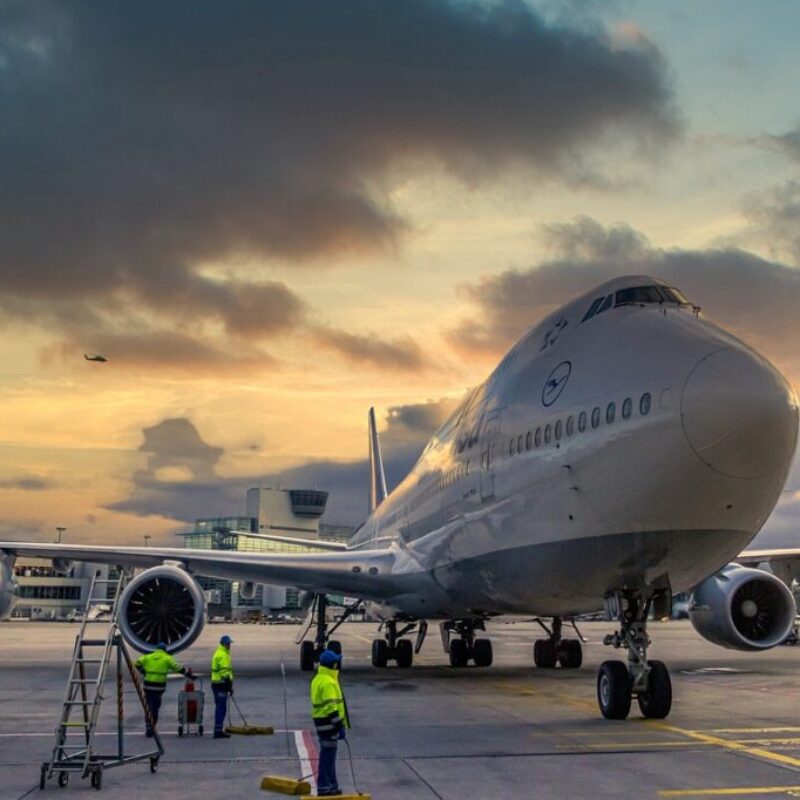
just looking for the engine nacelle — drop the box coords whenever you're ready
[690,564,796,650]
[0,555,18,619]
[239,581,257,601]
[118,565,206,653]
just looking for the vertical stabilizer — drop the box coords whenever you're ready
[368,407,388,513]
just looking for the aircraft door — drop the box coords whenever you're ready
[480,412,502,501]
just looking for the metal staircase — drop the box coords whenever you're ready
[40,570,163,791]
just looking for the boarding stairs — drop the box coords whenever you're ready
[40,570,163,791]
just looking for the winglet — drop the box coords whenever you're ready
[368,407,387,514]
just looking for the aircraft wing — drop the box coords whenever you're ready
[0,541,397,600]
[736,548,800,565]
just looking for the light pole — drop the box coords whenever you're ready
[55,526,66,544]
[143,535,151,548]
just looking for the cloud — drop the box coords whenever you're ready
[309,326,428,373]
[109,401,457,526]
[745,181,800,267]
[0,476,54,491]
[448,216,800,376]
[0,0,677,354]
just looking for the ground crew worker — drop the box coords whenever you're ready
[211,634,234,739]
[310,649,350,796]
[134,642,192,737]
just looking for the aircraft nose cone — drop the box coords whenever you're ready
[681,347,798,479]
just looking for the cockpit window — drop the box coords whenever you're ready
[615,286,665,306]
[582,296,606,322]
[659,286,690,305]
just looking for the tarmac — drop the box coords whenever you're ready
[4,619,800,799]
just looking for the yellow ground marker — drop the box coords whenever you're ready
[651,722,800,771]
[659,787,800,797]
[260,775,312,795]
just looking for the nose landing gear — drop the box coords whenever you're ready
[597,590,672,720]
[297,594,361,671]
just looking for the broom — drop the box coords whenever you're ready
[225,692,274,736]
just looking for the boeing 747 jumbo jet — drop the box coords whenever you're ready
[2,276,799,720]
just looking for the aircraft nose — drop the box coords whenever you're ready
[681,347,798,479]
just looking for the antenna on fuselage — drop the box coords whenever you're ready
[368,407,387,514]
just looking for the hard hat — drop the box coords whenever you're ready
[156,642,168,651]
[318,649,342,667]
[220,635,233,645]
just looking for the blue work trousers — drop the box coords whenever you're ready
[144,688,163,735]
[317,738,339,796]
[212,687,229,733]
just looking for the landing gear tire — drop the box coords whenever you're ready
[533,639,557,669]
[597,660,632,720]
[396,638,413,668]
[558,639,583,669]
[371,639,389,668]
[449,638,469,667]
[637,660,672,719]
[150,757,159,774]
[473,638,493,667]
[178,725,184,737]
[300,640,316,672]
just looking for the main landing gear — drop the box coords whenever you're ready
[442,619,493,667]
[298,594,362,671]
[371,620,427,669]
[597,590,672,720]
[532,617,583,669]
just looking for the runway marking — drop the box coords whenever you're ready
[294,730,317,794]
[703,729,800,735]
[651,723,800,772]
[659,787,800,797]
[556,741,713,750]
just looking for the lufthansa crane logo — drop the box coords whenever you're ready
[542,361,571,407]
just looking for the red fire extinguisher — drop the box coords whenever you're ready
[184,676,197,723]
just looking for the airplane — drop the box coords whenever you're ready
[83,354,107,362]
[2,274,799,721]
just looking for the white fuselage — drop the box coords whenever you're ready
[350,277,799,620]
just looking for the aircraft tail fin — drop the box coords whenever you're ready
[368,407,387,514]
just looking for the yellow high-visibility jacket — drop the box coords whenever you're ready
[310,665,349,740]
[211,645,234,685]
[135,650,185,692]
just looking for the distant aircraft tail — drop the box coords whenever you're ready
[368,407,387,514]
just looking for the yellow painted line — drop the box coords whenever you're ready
[703,729,800,735]
[556,741,710,750]
[345,631,374,646]
[659,786,800,797]
[652,723,800,770]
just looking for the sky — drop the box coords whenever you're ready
[1,0,799,546]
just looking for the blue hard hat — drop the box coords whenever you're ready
[156,642,168,651]
[220,635,233,645]
[318,649,342,668]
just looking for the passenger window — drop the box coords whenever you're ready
[606,402,616,424]
[509,438,515,456]
[622,397,632,419]
[640,392,652,415]
[534,427,542,447]
[566,416,575,436]
[591,407,601,429]
[578,411,587,433]
[517,434,524,453]
[525,431,532,451]
[555,420,562,440]
[544,424,552,444]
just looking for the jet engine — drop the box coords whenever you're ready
[690,564,796,650]
[117,565,206,653]
[0,555,17,619]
